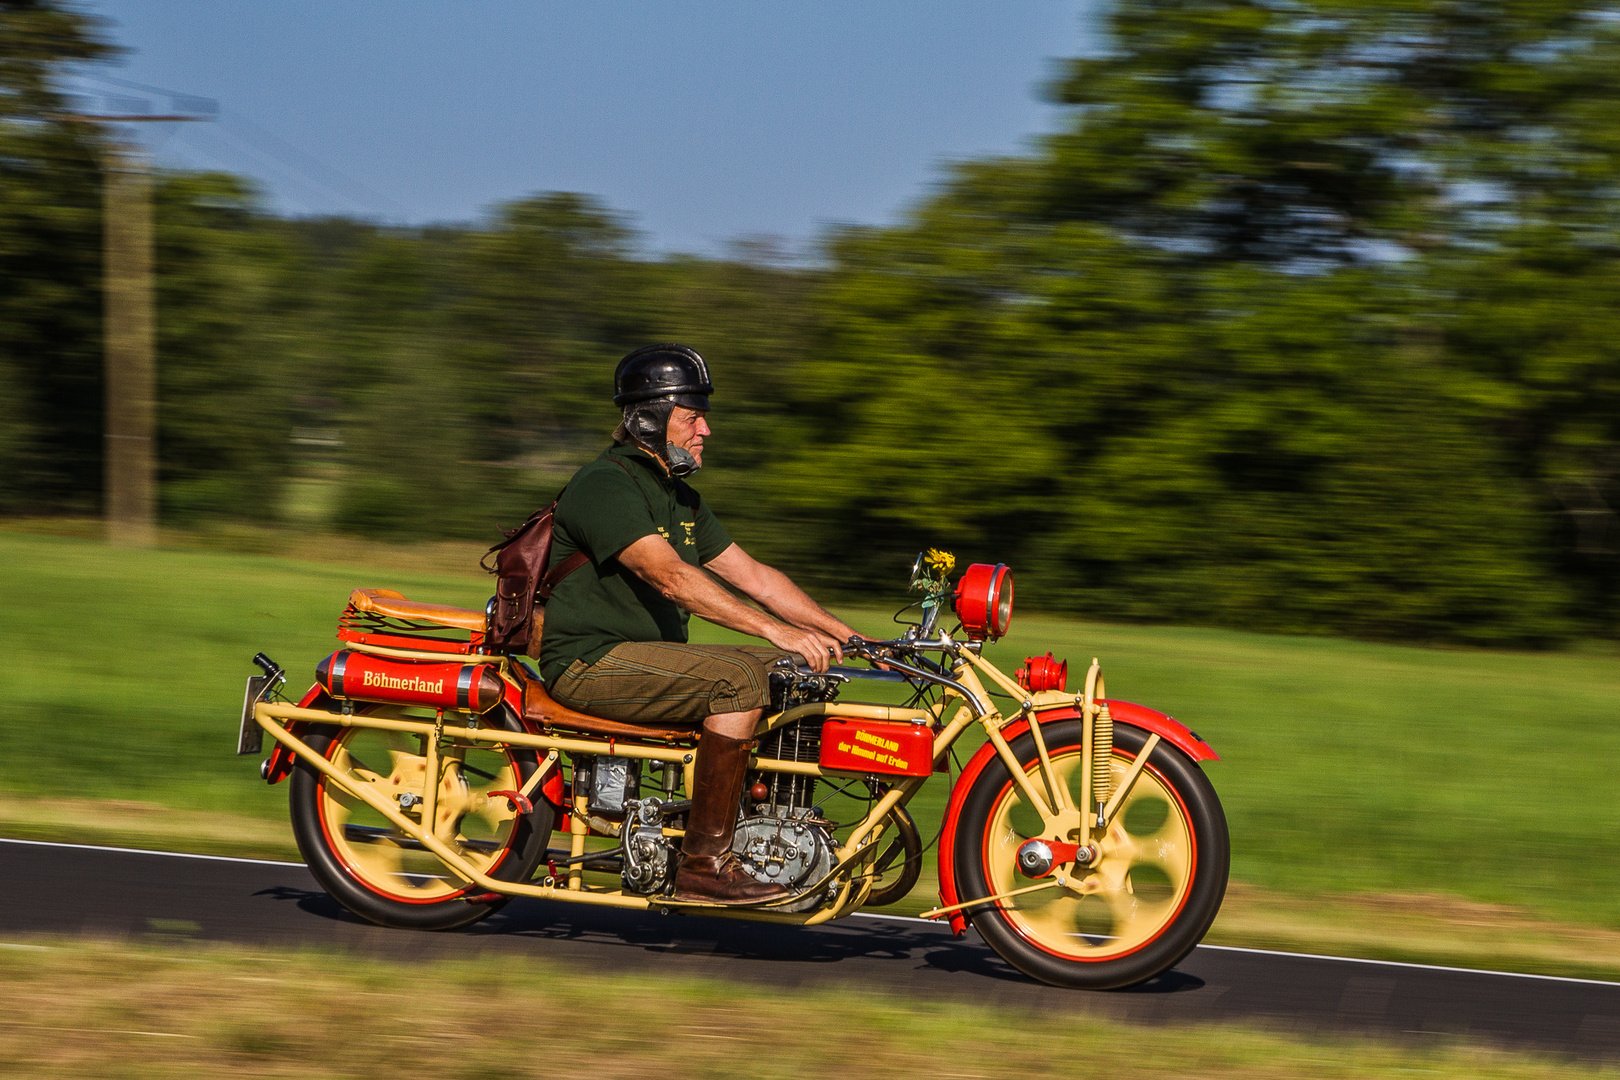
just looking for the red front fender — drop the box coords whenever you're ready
[932,700,1217,935]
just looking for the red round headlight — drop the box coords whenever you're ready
[953,563,1014,641]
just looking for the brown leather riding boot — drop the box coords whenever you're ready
[673,732,789,905]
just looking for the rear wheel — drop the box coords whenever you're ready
[955,721,1227,989]
[289,704,554,929]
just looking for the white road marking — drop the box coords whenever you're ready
[6,835,1617,988]
[1194,943,1620,988]
[0,836,304,868]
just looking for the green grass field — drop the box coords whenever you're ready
[2,527,1618,974]
[0,937,1610,1080]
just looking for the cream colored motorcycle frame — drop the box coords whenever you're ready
[254,640,1154,926]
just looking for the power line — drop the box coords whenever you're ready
[78,71,409,222]
[225,110,409,220]
[79,71,218,118]
[190,122,376,217]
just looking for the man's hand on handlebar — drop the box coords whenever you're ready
[765,624,844,673]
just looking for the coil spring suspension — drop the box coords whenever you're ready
[1092,701,1113,816]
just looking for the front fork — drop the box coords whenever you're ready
[966,654,1112,844]
[922,655,1160,921]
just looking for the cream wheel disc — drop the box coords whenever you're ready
[954,720,1227,989]
[983,747,1194,960]
[316,710,524,903]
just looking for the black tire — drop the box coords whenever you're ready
[289,703,554,930]
[954,721,1228,989]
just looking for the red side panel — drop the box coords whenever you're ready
[541,768,565,807]
[820,719,934,777]
[933,700,1217,935]
[505,677,529,728]
[505,671,565,810]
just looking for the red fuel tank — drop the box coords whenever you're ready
[819,718,934,777]
[315,651,506,714]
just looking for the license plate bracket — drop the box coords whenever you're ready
[238,674,273,755]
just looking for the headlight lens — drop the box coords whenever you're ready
[953,563,1013,641]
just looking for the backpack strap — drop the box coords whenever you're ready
[538,550,590,599]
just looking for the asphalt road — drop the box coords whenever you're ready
[3,837,1617,1062]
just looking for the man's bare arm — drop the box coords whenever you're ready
[703,543,859,647]
[616,534,841,672]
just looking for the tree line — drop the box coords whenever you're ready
[4,0,1620,645]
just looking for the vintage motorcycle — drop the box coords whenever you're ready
[237,550,1228,990]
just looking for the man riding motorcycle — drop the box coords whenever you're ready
[538,344,861,905]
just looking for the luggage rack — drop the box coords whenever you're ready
[336,589,485,656]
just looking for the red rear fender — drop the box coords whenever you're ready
[261,683,329,784]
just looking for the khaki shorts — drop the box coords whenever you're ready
[549,642,789,725]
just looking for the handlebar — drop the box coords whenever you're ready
[827,665,908,683]
[843,635,953,660]
[775,637,988,717]
[776,651,907,683]
[783,635,953,668]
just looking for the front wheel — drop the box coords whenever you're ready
[954,720,1228,989]
[289,703,554,930]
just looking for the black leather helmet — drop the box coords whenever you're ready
[613,344,713,411]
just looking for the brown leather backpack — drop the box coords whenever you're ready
[481,500,588,656]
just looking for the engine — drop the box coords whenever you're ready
[751,658,842,810]
[595,660,847,911]
[727,662,846,910]
[620,796,678,895]
[731,812,836,911]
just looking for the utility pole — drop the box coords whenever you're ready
[102,137,156,546]
[66,110,210,546]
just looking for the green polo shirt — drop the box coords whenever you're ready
[539,443,733,685]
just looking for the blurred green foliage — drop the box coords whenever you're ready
[0,0,114,512]
[4,0,1620,643]
[153,171,298,521]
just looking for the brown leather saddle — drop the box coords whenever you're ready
[521,681,699,744]
[347,589,699,744]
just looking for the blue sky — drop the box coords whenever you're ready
[78,1,1099,256]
